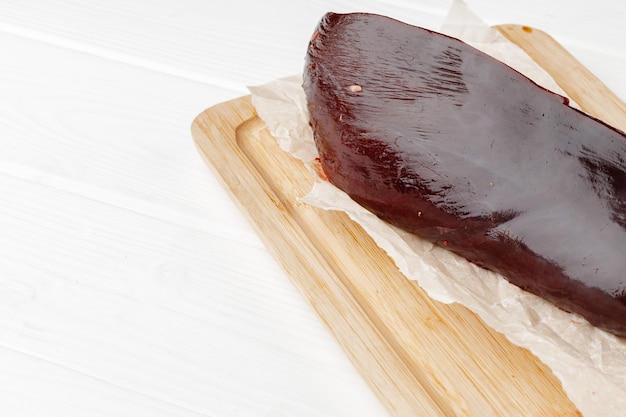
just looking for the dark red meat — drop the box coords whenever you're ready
[303,12,626,337]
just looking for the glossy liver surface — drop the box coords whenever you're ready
[303,12,626,337]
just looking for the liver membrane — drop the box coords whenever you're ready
[303,12,626,337]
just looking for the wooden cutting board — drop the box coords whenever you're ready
[191,25,626,417]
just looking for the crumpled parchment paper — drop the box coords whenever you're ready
[248,1,625,415]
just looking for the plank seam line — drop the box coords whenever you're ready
[0,22,247,93]
[0,168,261,248]
[0,342,215,416]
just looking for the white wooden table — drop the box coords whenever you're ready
[1,1,624,415]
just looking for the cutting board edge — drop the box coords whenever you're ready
[187,22,626,417]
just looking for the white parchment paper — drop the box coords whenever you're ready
[249,2,625,415]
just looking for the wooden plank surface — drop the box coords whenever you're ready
[1,1,625,416]
[0,25,386,417]
[195,101,581,416]
[191,24,626,416]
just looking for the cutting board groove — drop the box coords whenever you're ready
[192,25,625,416]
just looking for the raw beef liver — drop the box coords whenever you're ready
[303,12,626,337]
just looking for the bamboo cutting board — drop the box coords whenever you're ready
[191,25,626,416]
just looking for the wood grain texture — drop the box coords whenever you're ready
[0,0,450,92]
[2,1,625,416]
[0,32,389,417]
[193,102,580,417]
[1,1,624,100]
[192,25,626,417]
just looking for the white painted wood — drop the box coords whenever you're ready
[0,0,451,92]
[0,0,624,416]
[1,1,623,100]
[0,27,387,417]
